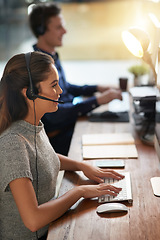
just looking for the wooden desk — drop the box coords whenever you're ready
[47,118,160,240]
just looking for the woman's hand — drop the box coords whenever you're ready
[80,162,124,183]
[78,183,122,199]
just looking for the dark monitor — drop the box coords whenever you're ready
[129,84,157,145]
[154,63,160,160]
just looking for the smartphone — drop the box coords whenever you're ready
[95,160,125,168]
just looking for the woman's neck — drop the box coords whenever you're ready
[24,116,40,126]
[24,105,41,126]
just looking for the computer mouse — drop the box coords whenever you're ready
[100,111,119,119]
[96,203,128,213]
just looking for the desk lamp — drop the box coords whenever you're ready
[121,27,157,84]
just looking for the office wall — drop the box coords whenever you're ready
[0,1,160,61]
[59,1,160,60]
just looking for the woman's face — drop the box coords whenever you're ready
[38,63,62,114]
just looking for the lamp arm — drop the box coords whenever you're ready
[142,52,157,84]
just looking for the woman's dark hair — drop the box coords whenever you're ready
[0,51,54,134]
[29,3,61,38]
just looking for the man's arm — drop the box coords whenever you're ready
[42,96,99,132]
[67,82,97,97]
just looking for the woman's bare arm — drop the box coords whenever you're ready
[10,177,121,232]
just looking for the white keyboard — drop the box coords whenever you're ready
[99,172,133,203]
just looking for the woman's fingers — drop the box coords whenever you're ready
[81,183,122,199]
[98,183,122,196]
[98,169,124,180]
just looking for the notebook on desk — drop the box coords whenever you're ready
[83,145,138,159]
[82,133,138,159]
[82,133,135,146]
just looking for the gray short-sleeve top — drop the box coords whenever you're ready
[0,120,60,240]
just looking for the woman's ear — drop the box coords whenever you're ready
[22,88,27,98]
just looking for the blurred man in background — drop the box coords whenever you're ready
[29,2,122,155]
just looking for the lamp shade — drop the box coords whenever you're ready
[122,27,150,58]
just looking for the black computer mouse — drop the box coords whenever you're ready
[100,111,119,119]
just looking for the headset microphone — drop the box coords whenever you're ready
[26,90,64,104]
[33,95,64,104]
[25,52,64,104]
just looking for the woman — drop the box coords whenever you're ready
[0,52,123,240]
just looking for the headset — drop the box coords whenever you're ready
[36,23,45,36]
[25,52,64,104]
[35,6,46,36]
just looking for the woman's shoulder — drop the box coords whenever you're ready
[0,121,28,145]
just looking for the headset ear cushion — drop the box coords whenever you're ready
[36,25,45,35]
[26,87,35,100]
[26,86,39,100]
